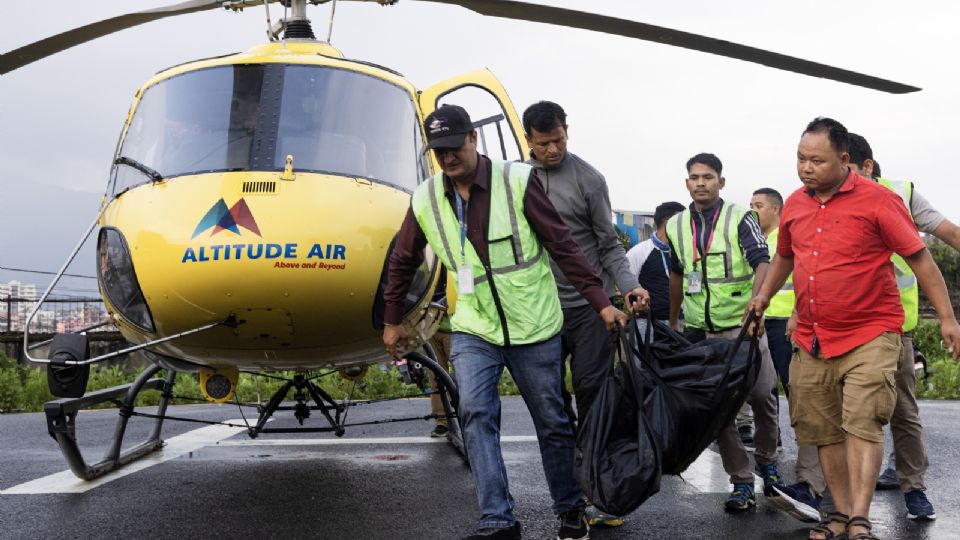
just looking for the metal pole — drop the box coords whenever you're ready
[22,207,105,359]
[23,319,225,366]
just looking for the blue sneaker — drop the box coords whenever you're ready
[904,489,936,521]
[755,461,785,496]
[725,483,756,512]
[769,482,822,522]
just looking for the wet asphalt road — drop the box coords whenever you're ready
[1,397,958,539]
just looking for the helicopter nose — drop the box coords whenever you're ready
[110,170,414,362]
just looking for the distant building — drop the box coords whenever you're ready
[1,280,111,333]
[613,209,655,249]
[0,280,37,300]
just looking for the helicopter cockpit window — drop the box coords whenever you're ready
[112,64,421,195]
[112,65,263,193]
[436,85,523,163]
[275,66,420,190]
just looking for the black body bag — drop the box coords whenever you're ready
[573,327,661,516]
[632,312,762,475]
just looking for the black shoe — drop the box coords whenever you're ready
[557,508,589,540]
[431,424,449,438]
[876,466,898,490]
[463,522,521,540]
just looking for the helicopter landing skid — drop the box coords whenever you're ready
[249,373,347,437]
[44,354,466,479]
[408,349,467,462]
[243,352,467,462]
[44,364,176,480]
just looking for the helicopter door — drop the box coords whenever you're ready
[419,69,530,171]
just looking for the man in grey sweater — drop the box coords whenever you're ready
[523,101,649,527]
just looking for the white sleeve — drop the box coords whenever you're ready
[910,188,947,234]
[626,240,654,276]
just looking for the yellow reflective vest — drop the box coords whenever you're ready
[666,203,754,331]
[411,159,561,345]
[877,177,919,332]
[765,227,795,318]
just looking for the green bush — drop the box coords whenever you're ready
[20,368,53,411]
[920,360,960,399]
[0,366,25,412]
[0,360,483,413]
[914,320,950,362]
[914,320,960,399]
[12,332,954,412]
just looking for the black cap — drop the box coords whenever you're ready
[424,104,473,150]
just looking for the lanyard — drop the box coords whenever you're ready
[651,234,671,276]
[455,190,468,261]
[691,207,721,267]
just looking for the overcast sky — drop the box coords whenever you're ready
[2,0,958,289]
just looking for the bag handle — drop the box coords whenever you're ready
[613,323,650,403]
[621,311,761,400]
[626,311,690,371]
[710,311,761,404]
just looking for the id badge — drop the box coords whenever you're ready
[458,266,475,295]
[686,271,702,294]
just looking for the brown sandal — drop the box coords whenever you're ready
[809,512,849,540]
[846,516,878,540]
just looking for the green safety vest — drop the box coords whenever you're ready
[877,177,919,332]
[667,203,755,331]
[411,159,561,346]
[766,227,795,318]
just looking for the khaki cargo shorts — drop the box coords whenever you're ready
[788,332,900,446]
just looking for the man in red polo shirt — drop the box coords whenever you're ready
[747,117,960,540]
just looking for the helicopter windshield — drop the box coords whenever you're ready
[112,63,425,195]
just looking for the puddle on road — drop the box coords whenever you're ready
[177,449,420,463]
[370,454,410,461]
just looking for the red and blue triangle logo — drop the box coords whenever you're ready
[192,198,261,238]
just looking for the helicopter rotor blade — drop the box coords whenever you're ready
[0,0,257,75]
[415,0,920,94]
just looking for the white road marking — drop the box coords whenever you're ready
[678,448,736,494]
[676,448,764,494]
[0,422,247,495]
[215,435,539,446]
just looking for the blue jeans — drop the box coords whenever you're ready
[451,332,585,529]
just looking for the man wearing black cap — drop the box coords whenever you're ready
[384,104,627,540]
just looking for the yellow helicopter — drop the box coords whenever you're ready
[1,0,918,480]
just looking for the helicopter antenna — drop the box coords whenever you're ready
[327,0,338,43]
[262,0,276,42]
